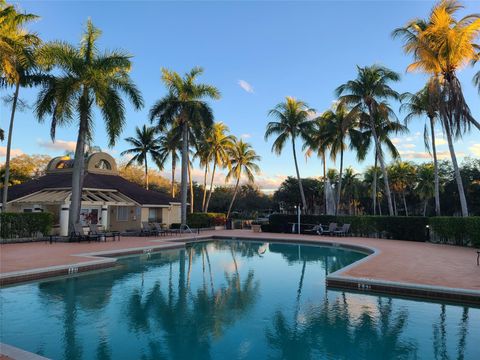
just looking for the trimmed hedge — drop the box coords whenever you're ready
[187,213,226,228]
[266,214,429,242]
[430,217,480,247]
[0,212,53,239]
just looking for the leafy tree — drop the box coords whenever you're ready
[149,67,220,226]
[0,153,50,186]
[118,161,172,194]
[35,20,143,231]
[416,163,436,216]
[156,127,180,197]
[388,161,417,216]
[265,97,314,212]
[273,177,323,213]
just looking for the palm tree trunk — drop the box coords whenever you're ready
[188,161,194,214]
[205,162,216,212]
[1,81,20,211]
[403,191,408,216]
[180,120,189,226]
[429,117,441,216]
[368,110,394,215]
[372,151,378,215]
[393,193,398,216]
[322,153,327,215]
[335,148,344,216]
[227,176,241,219]
[423,199,428,216]
[292,137,307,212]
[144,155,149,190]
[171,153,176,197]
[201,163,209,212]
[444,122,468,216]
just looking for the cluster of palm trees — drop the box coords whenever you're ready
[265,0,479,217]
[0,1,260,230]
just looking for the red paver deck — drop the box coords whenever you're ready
[1,230,479,296]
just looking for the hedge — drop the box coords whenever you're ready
[266,214,429,242]
[187,213,226,228]
[429,217,480,247]
[0,212,53,239]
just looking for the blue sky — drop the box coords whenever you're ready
[1,0,479,191]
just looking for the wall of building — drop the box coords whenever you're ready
[108,206,141,232]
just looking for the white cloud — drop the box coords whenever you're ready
[238,80,254,93]
[37,139,76,152]
[435,138,447,146]
[401,143,416,149]
[240,133,252,139]
[469,143,480,157]
[0,146,23,158]
[399,150,464,160]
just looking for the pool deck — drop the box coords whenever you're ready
[1,230,479,304]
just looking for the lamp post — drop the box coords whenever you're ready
[297,203,301,234]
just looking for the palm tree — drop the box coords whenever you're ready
[342,167,361,215]
[401,83,442,215]
[157,128,180,197]
[317,103,363,215]
[203,122,235,212]
[225,139,261,218]
[149,67,220,226]
[265,97,315,212]
[35,20,143,231]
[388,161,417,216]
[195,133,212,211]
[393,0,480,216]
[416,163,436,216]
[1,1,42,211]
[336,65,402,216]
[120,125,162,190]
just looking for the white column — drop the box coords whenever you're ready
[60,204,70,236]
[101,206,108,230]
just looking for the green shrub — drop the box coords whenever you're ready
[266,214,428,241]
[187,212,226,228]
[0,212,53,239]
[430,217,480,247]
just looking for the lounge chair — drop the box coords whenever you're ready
[140,222,157,236]
[71,223,101,242]
[333,224,351,237]
[89,224,120,241]
[304,224,322,235]
[319,223,337,235]
[152,222,167,236]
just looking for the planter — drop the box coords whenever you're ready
[252,224,262,233]
[214,225,225,230]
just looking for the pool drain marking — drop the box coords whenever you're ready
[68,267,78,274]
[357,283,371,290]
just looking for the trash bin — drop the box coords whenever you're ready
[226,218,233,230]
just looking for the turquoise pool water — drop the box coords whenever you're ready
[1,240,479,360]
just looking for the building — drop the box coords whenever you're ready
[1,152,181,235]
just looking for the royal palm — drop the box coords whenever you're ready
[149,67,220,225]
[157,128,180,197]
[336,65,402,216]
[265,97,314,212]
[35,20,143,231]
[120,125,162,190]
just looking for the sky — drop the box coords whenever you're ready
[1,0,479,192]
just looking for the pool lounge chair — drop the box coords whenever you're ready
[71,224,101,242]
[140,222,157,236]
[304,224,322,235]
[319,223,337,235]
[89,224,120,241]
[152,222,167,236]
[333,223,351,237]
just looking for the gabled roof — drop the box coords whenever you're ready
[2,172,178,206]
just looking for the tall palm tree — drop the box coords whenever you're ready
[265,97,315,212]
[393,0,480,216]
[120,125,162,190]
[35,20,143,231]
[195,133,212,211]
[225,139,261,218]
[149,67,220,226]
[336,65,402,216]
[157,128,180,197]
[0,1,42,211]
[317,103,363,215]
[401,83,442,215]
[203,122,235,212]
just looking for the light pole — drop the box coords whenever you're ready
[297,203,301,234]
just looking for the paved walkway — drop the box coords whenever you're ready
[1,230,479,293]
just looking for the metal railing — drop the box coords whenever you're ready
[180,224,198,241]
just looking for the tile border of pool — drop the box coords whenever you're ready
[0,342,50,360]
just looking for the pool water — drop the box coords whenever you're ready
[1,240,479,360]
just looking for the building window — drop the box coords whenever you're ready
[95,159,111,170]
[80,208,99,225]
[148,208,162,223]
[117,206,129,222]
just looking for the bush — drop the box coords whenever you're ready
[430,217,480,247]
[266,214,429,241]
[0,212,53,239]
[187,212,226,228]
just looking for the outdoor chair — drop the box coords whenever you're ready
[319,223,337,235]
[333,224,351,237]
[304,224,322,235]
[152,222,167,236]
[140,222,157,236]
[89,224,120,241]
[71,224,101,242]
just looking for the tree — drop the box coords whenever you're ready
[118,161,172,194]
[401,83,442,215]
[35,20,143,231]
[149,67,220,226]
[0,153,50,186]
[203,122,235,212]
[120,125,162,190]
[416,163,436,216]
[393,0,480,216]
[388,161,417,216]
[1,1,43,211]
[225,139,261,218]
[265,97,314,212]
[157,128,180,197]
[336,65,402,216]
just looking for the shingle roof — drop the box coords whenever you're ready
[2,172,178,206]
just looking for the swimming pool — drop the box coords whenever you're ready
[1,240,479,359]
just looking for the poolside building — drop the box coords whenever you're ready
[0,152,181,235]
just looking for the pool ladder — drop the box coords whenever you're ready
[180,224,198,242]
